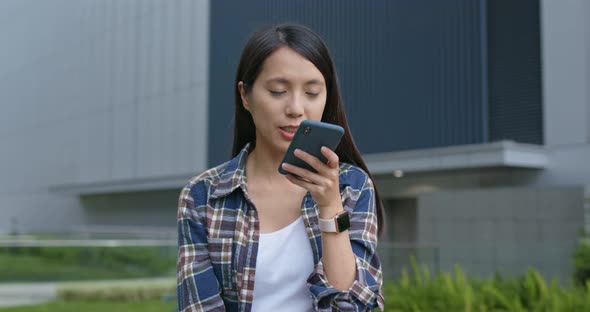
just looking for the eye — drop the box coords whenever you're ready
[306,92,320,97]
[269,90,286,96]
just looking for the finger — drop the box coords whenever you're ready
[321,146,339,169]
[285,173,320,192]
[293,148,330,174]
[284,173,304,186]
[281,163,322,185]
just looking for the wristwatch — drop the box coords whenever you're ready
[318,211,350,233]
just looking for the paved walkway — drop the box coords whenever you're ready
[0,282,57,307]
[0,278,175,308]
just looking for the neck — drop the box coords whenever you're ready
[246,140,289,186]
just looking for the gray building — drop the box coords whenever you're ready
[1,0,209,234]
[1,0,588,282]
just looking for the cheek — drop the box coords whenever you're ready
[311,96,328,119]
[248,95,280,124]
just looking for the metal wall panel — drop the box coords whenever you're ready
[209,0,489,166]
[487,0,543,144]
[0,0,209,232]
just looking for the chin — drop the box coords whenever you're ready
[275,139,290,152]
[278,141,290,151]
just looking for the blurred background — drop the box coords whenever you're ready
[1,0,589,310]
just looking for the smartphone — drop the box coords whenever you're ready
[278,120,345,175]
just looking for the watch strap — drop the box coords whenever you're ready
[318,211,348,233]
[318,216,338,232]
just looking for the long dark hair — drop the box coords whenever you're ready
[232,23,385,237]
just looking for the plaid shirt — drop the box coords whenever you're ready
[177,143,384,311]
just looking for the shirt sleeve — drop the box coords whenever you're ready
[307,174,385,311]
[177,182,226,312]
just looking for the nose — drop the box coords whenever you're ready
[285,94,304,118]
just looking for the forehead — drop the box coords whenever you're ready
[258,47,325,84]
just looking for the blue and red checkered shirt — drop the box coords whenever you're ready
[177,143,384,311]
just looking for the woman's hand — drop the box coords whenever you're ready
[283,146,357,291]
[281,146,342,215]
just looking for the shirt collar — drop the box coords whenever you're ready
[209,142,252,199]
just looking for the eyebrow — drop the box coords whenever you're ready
[266,77,323,85]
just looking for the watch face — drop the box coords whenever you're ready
[336,212,350,232]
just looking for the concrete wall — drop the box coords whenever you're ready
[529,0,589,177]
[536,145,590,186]
[80,189,180,229]
[383,199,417,243]
[0,0,209,233]
[418,187,584,281]
[373,142,590,198]
[374,167,544,199]
[373,156,589,281]
[541,0,590,146]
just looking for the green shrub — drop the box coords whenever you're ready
[382,257,590,311]
[574,236,590,287]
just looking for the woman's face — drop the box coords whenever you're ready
[239,47,327,153]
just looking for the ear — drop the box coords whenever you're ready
[237,81,251,112]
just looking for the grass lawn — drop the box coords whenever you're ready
[0,300,176,312]
[0,254,166,282]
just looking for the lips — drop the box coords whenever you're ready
[279,126,298,133]
[279,125,299,140]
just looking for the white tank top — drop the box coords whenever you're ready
[252,216,314,312]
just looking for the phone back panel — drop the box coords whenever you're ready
[278,120,344,175]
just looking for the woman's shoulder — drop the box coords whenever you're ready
[182,160,233,193]
[338,162,372,189]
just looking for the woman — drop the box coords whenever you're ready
[177,24,384,312]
